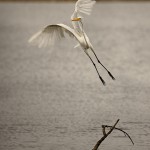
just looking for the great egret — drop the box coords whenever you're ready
[29,0,115,85]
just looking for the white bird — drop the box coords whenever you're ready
[29,0,115,85]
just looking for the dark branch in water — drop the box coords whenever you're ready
[92,119,119,150]
[92,119,134,150]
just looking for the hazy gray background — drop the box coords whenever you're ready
[0,1,150,150]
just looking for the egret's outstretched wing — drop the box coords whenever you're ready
[74,0,96,16]
[29,24,78,48]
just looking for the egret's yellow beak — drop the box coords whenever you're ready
[71,18,81,21]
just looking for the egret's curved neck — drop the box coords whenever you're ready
[79,20,84,32]
[79,20,89,48]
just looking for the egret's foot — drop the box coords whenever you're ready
[99,76,106,86]
[108,71,115,80]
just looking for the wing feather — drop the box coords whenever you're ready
[28,24,77,48]
[75,0,96,16]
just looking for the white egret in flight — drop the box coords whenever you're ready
[29,0,115,85]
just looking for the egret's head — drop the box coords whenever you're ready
[71,17,82,22]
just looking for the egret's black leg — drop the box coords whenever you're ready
[84,51,106,86]
[90,48,115,80]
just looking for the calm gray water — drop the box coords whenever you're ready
[0,2,150,150]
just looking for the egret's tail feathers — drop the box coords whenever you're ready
[108,71,115,80]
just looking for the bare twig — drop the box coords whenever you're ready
[103,125,134,145]
[92,119,134,150]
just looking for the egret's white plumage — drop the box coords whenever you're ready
[75,0,96,15]
[29,0,115,85]
[29,24,77,48]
